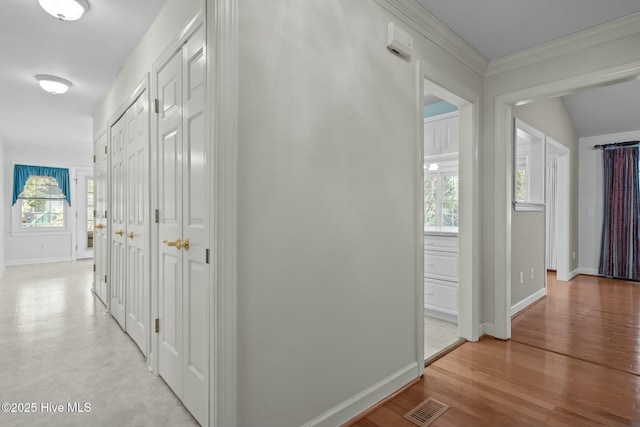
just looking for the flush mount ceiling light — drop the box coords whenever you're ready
[38,0,89,21]
[35,75,72,95]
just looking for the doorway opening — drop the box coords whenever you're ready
[76,169,94,260]
[546,138,570,281]
[417,62,479,368]
[423,94,460,360]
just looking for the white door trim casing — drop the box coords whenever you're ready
[75,169,94,260]
[416,60,481,371]
[546,137,570,281]
[493,60,640,339]
[208,0,238,425]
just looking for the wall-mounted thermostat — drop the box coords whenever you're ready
[387,22,412,59]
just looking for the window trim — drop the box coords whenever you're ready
[424,163,459,233]
[11,175,69,234]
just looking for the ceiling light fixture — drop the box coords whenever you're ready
[36,75,72,95]
[38,0,89,21]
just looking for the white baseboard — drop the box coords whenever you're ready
[301,362,419,427]
[5,257,73,267]
[567,269,580,280]
[511,288,546,316]
[479,323,495,337]
[578,267,599,276]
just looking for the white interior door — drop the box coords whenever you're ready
[76,170,94,260]
[94,134,108,305]
[157,25,208,426]
[181,27,208,423]
[158,48,184,397]
[125,92,150,355]
[110,114,127,329]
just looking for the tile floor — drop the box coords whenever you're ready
[424,315,459,360]
[0,261,198,427]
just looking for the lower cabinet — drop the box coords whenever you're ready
[424,234,458,322]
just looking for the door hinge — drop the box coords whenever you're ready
[75,212,78,218]
[93,264,96,272]
[105,210,108,219]
[104,275,107,283]
[205,248,210,264]
[104,145,107,154]
[93,155,96,163]
[155,318,160,333]
[154,99,159,114]
[93,209,97,218]
[155,209,159,223]
[75,244,78,250]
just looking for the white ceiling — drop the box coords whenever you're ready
[415,0,640,60]
[416,0,640,138]
[0,0,166,151]
[2,1,638,153]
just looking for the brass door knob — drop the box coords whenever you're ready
[95,224,104,229]
[177,239,190,251]
[163,239,179,248]
[126,232,134,239]
[115,230,123,236]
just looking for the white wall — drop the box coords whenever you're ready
[3,146,92,265]
[93,0,202,134]
[579,129,640,275]
[0,137,5,276]
[235,0,483,425]
[511,99,579,306]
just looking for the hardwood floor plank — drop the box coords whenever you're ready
[346,274,640,427]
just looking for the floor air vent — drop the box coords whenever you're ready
[404,397,449,427]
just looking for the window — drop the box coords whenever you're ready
[514,118,545,210]
[424,163,459,232]
[17,176,66,229]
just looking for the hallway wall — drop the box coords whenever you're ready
[0,137,4,276]
[511,99,579,306]
[2,146,91,265]
[235,0,483,425]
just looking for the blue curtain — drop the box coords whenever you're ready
[12,164,71,206]
[598,147,640,280]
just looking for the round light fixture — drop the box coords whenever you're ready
[36,75,72,95]
[38,0,89,21]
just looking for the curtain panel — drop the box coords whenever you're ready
[598,147,640,280]
[12,164,71,206]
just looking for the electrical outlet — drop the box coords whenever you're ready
[520,272,524,284]
[531,267,534,279]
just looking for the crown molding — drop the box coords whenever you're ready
[372,0,488,76]
[486,12,640,76]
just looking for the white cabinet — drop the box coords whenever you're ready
[424,112,459,157]
[424,234,458,321]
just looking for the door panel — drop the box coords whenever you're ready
[158,50,183,397]
[94,133,108,306]
[125,91,149,355]
[181,27,208,425]
[110,117,126,328]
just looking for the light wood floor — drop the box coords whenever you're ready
[347,273,640,426]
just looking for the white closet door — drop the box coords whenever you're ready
[110,116,127,328]
[181,27,208,425]
[158,49,184,397]
[94,134,108,306]
[125,92,150,355]
[156,25,208,426]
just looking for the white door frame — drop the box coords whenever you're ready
[416,61,480,372]
[493,62,640,339]
[546,137,570,281]
[76,169,94,259]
